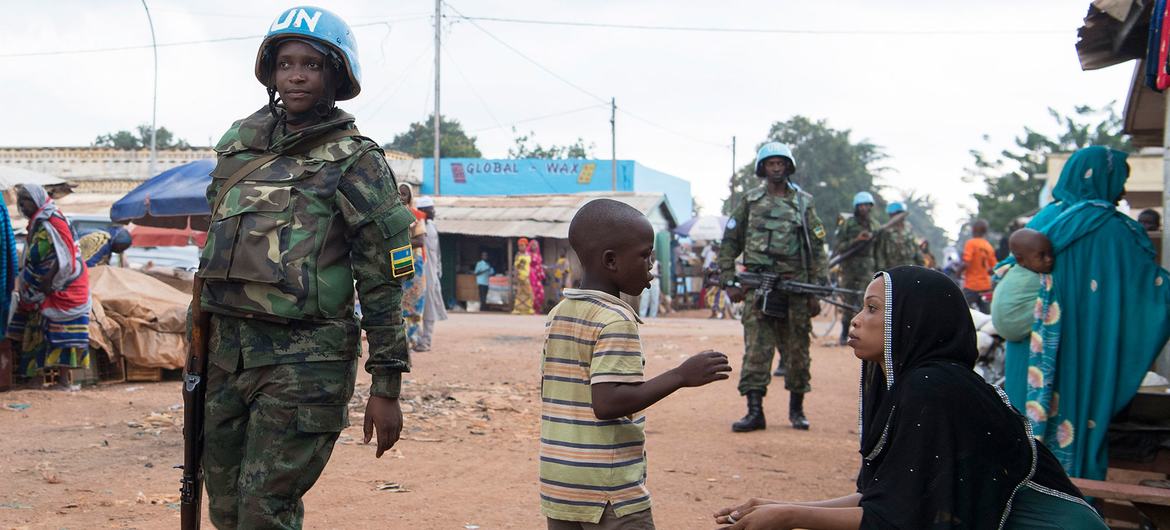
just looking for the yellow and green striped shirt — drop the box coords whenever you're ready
[539,288,650,523]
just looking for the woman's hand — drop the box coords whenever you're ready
[714,503,795,529]
[713,498,780,525]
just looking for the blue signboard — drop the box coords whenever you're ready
[420,158,635,196]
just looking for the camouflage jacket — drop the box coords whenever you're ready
[874,224,923,271]
[833,213,879,278]
[198,107,414,398]
[719,183,828,285]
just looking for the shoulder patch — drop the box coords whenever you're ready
[813,224,826,240]
[726,218,737,230]
[390,244,415,278]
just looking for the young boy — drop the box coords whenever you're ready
[540,199,731,529]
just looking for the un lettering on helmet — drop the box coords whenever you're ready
[271,8,322,33]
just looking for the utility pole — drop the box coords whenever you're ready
[432,0,442,196]
[731,136,737,181]
[610,97,616,191]
[141,0,158,178]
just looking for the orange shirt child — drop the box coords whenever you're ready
[962,237,996,292]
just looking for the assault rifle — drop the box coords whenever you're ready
[179,276,209,529]
[828,211,908,268]
[737,271,862,313]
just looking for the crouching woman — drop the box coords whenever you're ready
[714,266,1106,529]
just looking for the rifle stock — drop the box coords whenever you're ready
[180,276,209,530]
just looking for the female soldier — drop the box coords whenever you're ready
[195,6,415,528]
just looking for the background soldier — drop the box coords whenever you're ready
[195,7,414,528]
[874,201,924,270]
[720,142,828,432]
[833,191,878,346]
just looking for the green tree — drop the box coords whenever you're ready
[966,104,1132,232]
[724,116,892,247]
[507,128,594,159]
[384,114,481,158]
[93,125,190,149]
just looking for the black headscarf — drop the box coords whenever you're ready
[856,266,1084,529]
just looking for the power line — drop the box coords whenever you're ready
[445,14,1068,36]
[443,2,727,150]
[618,108,729,150]
[470,104,606,133]
[442,45,506,133]
[358,44,432,120]
[442,2,608,105]
[0,19,424,59]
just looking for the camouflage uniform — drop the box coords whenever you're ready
[719,184,827,396]
[874,224,924,271]
[198,107,414,529]
[834,214,878,336]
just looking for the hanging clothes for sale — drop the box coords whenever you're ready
[1147,0,1169,90]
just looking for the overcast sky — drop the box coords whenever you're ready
[0,1,1135,238]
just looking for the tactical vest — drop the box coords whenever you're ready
[198,130,379,322]
[742,189,811,277]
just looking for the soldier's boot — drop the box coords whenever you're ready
[773,357,786,377]
[732,391,766,432]
[789,392,810,430]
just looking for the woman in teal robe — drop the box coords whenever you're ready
[1007,146,1170,480]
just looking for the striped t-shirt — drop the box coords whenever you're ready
[539,288,650,523]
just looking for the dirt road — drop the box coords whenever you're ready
[0,312,864,529]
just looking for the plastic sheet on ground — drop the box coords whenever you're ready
[88,265,189,369]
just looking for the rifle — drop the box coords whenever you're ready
[179,276,209,529]
[828,211,908,268]
[737,271,862,312]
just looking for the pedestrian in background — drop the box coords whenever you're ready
[415,196,447,351]
[957,219,996,312]
[873,201,922,271]
[833,191,878,346]
[529,238,547,314]
[473,251,494,306]
[7,183,90,387]
[399,183,427,349]
[512,237,534,314]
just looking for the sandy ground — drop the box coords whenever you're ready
[0,311,865,530]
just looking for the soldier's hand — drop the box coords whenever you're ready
[856,231,872,242]
[363,396,403,458]
[673,350,732,387]
[726,286,745,303]
[807,297,821,317]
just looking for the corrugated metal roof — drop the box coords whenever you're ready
[1076,0,1151,71]
[432,192,671,239]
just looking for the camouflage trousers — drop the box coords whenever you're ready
[838,271,871,340]
[203,359,356,529]
[738,290,813,395]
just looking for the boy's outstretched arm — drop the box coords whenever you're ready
[592,350,731,420]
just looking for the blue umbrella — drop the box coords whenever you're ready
[110,159,214,230]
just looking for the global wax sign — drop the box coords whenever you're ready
[423,158,636,196]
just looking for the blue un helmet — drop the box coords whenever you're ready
[255,6,362,101]
[852,191,875,208]
[886,201,906,215]
[754,142,796,177]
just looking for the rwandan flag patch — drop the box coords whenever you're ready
[390,244,415,278]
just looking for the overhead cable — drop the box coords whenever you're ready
[445,14,1068,36]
